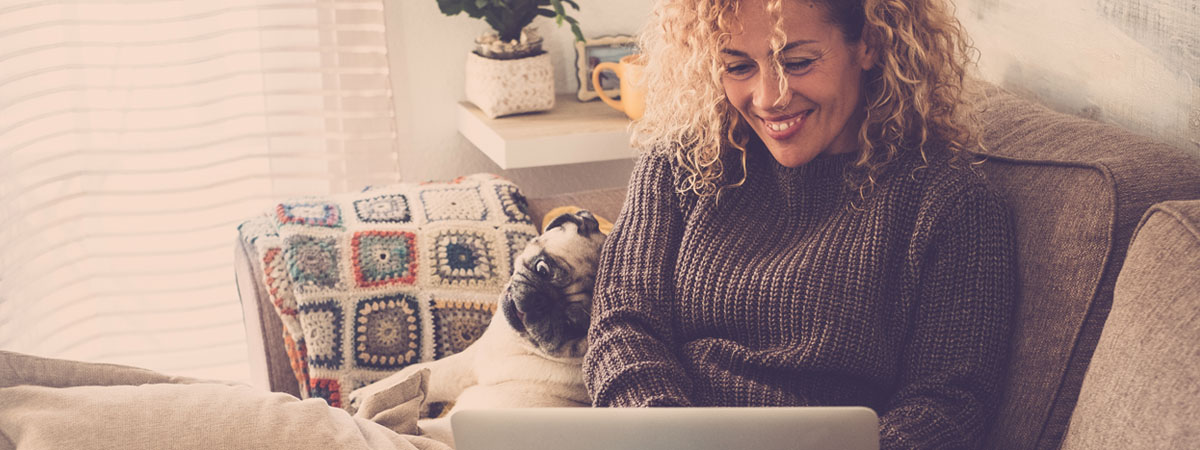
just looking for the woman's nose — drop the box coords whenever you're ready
[752,66,791,111]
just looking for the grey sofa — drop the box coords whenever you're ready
[235,84,1200,449]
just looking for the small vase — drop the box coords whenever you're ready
[464,38,555,119]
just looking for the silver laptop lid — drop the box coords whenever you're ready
[452,406,879,450]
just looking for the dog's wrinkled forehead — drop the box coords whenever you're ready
[521,210,605,269]
[544,210,600,236]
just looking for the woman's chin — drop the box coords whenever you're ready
[765,146,821,168]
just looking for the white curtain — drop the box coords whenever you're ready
[0,0,400,383]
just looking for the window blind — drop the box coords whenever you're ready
[0,0,400,383]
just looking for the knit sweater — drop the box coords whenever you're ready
[583,140,1017,449]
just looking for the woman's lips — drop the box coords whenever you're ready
[759,110,811,140]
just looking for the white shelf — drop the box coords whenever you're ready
[457,94,637,169]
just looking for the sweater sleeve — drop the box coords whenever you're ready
[582,152,694,407]
[879,183,1017,449]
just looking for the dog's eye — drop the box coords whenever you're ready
[534,259,550,276]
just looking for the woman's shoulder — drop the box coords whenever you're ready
[631,146,686,189]
[889,144,995,195]
[876,144,1010,223]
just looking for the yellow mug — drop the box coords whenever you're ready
[592,54,646,121]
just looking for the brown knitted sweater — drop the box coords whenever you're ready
[583,140,1016,449]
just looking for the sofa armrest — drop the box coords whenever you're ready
[1061,200,1200,448]
[235,237,302,397]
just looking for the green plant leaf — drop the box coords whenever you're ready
[549,0,567,27]
[437,0,464,15]
[461,0,485,18]
[563,15,584,42]
[454,0,582,43]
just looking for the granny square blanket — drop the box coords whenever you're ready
[237,174,538,407]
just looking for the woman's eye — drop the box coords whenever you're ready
[783,59,815,73]
[723,62,755,79]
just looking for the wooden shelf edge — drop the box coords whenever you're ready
[457,97,637,169]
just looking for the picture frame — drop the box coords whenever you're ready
[575,35,638,101]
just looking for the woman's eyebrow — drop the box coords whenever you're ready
[720,40,819,58]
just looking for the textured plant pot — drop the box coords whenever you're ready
[464,51,555,119]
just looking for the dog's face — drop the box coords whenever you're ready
[501,210,606,359]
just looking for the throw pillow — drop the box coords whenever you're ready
[238,174,537,407]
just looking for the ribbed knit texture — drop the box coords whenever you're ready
[583,140,1017,449]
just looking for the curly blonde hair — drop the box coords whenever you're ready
[630,0,980,198]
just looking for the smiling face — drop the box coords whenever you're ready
[719,0,875,167]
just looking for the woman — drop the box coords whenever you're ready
[582,0,1017,448]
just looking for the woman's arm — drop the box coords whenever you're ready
[879,183,1018,449]
[583,152,694,407]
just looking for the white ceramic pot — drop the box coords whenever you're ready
[464,51,555,119]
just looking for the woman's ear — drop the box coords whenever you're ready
[856,40,878,71]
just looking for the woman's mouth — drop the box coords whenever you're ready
[759,110,811,140]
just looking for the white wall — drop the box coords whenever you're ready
[384,0,651,198]
[956,0,1198,152]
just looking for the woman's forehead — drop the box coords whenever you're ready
[720,0,839,49]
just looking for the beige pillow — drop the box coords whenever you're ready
[0,351,445,450]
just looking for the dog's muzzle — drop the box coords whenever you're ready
[501,277,588,355]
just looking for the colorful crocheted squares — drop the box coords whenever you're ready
[238,173,540,408]
[351,231,418,288]
[431,298,496,359]
[298,299,344,370]
[262,248,295,314]
[504,230,536,276]
[353,294,421,371]
[430,230,498,287]
[420,186,488,222]
[284,236,341,291]
[277,201,342,228]
[309,378,342,408]
[354,194,412,224]
[495,184,531,224]
[283,334,309,394]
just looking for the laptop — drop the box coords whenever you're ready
[452,406,879,450]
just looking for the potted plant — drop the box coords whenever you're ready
[438,0,585,118]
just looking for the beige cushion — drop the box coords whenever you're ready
[968,84,1200,449]
[0,351,445,450]
[0,350,220,389]
[352,368,431,437]
[1061,200,1200,448]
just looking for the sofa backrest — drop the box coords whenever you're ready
[968,84,1200,449]
[1060,200,1200,448]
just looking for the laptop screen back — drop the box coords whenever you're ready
[452,406,879,450]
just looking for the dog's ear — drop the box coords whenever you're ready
[544,212,575,233]
[544,210,599,236]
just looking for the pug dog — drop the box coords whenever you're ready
[348,210,606,448]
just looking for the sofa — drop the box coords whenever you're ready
[235,83,1200,449]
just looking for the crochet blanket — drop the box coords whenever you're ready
[237,174,539,407]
